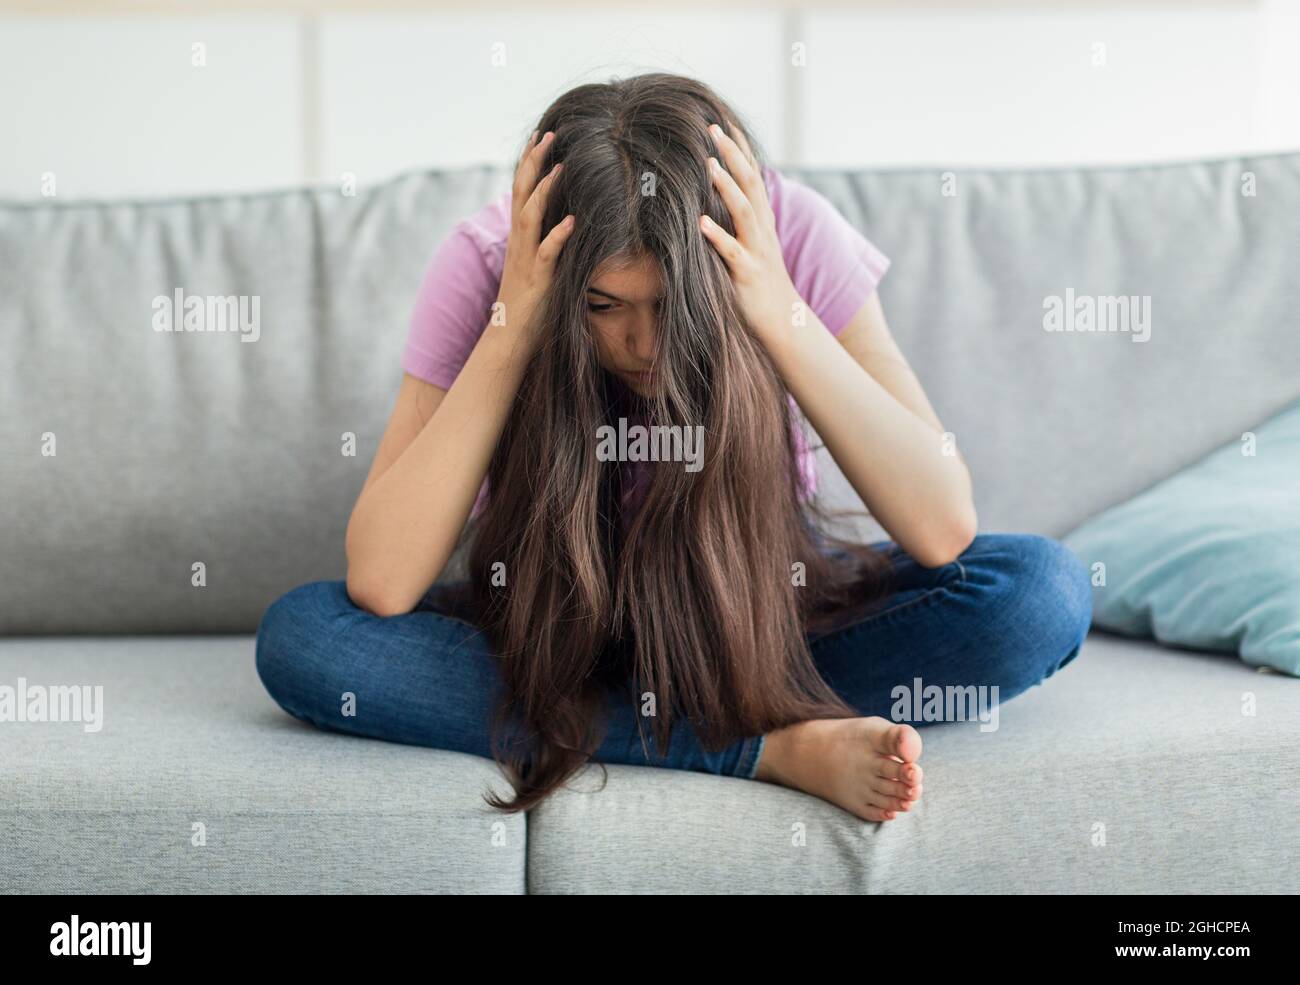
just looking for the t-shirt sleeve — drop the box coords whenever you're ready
[765,165,891,336]
[401,193,510,390]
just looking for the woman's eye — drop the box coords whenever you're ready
[587,302,615,313]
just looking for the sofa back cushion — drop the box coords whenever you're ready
[2,156,1298,632]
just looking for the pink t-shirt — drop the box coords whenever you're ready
[402,165,890,515]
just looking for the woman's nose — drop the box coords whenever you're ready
[626,316,658,364]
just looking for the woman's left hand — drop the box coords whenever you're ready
[699,122,802,350]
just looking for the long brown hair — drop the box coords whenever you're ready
[461,73,890,811]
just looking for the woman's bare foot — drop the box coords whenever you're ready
[754,717,924,822]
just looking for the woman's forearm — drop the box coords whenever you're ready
[347,132,572,616]
[345,324,531,616]
[694,122,974,566]
[765,313,978,567]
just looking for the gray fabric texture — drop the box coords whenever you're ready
[0,636,525,894]
[526,632,1300,894]
[5,632,1295,894]
[3,154,1299,633]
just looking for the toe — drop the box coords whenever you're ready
[859,805,898,822]
[868,718,923,763]
[869,774,909,800]
[890,723,923,763]
[874,758,923,787]
[874,757,906,781]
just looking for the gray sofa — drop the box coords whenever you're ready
[3,153,1298,894]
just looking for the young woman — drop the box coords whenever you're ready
[256,73,1092,822]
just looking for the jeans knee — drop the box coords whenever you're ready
[1045,539,1094,672]
[255,580,351,718]
[961,533,1093,693]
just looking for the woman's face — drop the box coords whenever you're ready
[587,254,663,396]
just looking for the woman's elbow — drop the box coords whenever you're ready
[912,504,979,568]
[345,568,417,618]
[345,516,415,617]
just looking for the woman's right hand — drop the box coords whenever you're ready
[494,129,575,355]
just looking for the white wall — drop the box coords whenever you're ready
[0,15,306,199]
[0,1,1296,200]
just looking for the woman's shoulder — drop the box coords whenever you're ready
[762,163,847,234]
[761,163,892,335]
[452,186,512,275]
[402,187,512,390]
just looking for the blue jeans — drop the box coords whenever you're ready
[255,533,1092,780]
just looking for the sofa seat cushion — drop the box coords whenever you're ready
[0,636,524,894]
[526,632,1300,894]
